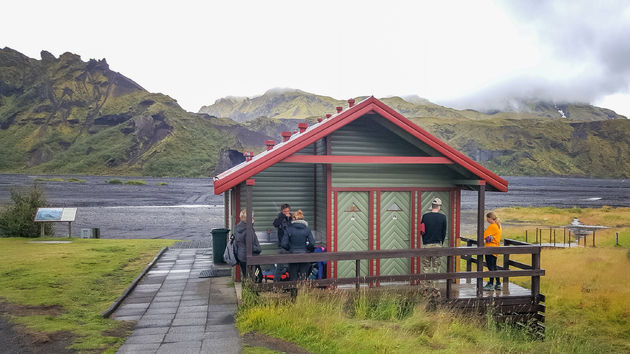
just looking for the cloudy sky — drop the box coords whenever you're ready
[2,0,629,117]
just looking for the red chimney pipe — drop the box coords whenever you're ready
[348,99,355,107]
[293,130,298,134]
[336,106,343,113]
[265,140,275,151]
[244,151,253,161]
[298,123,308,133]
[317,118,323,123]
[326,113,332,119]
[281,131,292,142]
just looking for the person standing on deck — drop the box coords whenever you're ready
[282,210,315,281]
[234,209,262,279]
[483,211,502,290]
[421,198,447,286]
[272,204,292,281]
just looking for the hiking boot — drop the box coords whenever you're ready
[494,283,502,290]
[483,283,494,291]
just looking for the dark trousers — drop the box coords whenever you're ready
[289,262,311,281]
[485,254,501,285]
[239,261,262,281]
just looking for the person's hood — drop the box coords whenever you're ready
[291,219,308,227]
[235,221,247,233]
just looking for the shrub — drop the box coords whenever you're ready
[65,177,86,183]
[106,179,123,184]
[157,182,168,186]
[124,180,147,185]
[34,177,64,182]
[0,184,54,237]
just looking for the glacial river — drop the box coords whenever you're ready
[0,174,628,240]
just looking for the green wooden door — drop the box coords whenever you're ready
[420,191,451,273]
[380,191,411,276]
[336,191,370,278]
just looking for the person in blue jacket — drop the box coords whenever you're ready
[281,209,315,281]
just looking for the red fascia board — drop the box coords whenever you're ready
[213,100,377,194]
[281,155,453,164]
[369,102,508,192]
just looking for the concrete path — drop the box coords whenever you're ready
[112,248,241,354]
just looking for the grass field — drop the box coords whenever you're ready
[238,207,630,353]
[0,237,175,352]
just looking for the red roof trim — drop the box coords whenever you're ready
[213,96,507,194]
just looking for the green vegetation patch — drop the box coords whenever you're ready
[34,177,64,182]
[157,182,168,186]
[0,238,175,351]
[106,179,123,184]
[124,179,146,185]
[65,177,85,183]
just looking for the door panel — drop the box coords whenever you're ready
[336,192,370,278]
[380,191,411,276]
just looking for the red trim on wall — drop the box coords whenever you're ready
[333,191,338,279]
[369,191,375,277]
[417,190,422,273]
[331,187,453,192]
[326,137,332,279]
[376,191,381,276]
[282,155,453,164]
[410,191,415,274]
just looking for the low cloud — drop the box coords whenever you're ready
[444,1,630,112]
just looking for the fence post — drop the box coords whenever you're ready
[592,230,596,248]
[532,250,541,299]
[617,232,620,246]
[246,179,255,280]
[355,259,361,290]
[553,229,556,247]
[446,255,452,299]
[502,252,510,286]
[549,227,552,244]
[476,184,486,298]
[525,230,528,243]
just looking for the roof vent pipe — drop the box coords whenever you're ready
[244,151,253,161]
[281,131,292,142]
[326,114,332,119]
[336,106,343,113]
[265,140,275,151]
[298,123,308,133]
[317,118,323,123]
[348,99,355,107]
[293,130,298,134]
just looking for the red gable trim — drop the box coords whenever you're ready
[281,155,453,164]
[213,96,507,194]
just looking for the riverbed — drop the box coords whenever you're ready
[0,174,628,239]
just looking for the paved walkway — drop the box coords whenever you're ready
[113,248,241,354]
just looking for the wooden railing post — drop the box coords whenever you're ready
[531,250,541,299]
[246,179,255,280]
[476,183,485,298]
[446,255,452,299]
[355,259,361,290]
[502,253,510,285]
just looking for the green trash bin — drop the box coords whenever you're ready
[211,228,230,264]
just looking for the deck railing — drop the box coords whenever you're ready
[246,240,544,300]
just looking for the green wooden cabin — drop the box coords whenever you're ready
[213,97,507,279]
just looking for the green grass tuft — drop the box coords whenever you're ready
[157,182,168,186]
[34,177,64,182]
[105,179,123,184]
[65,177,85,183]
[124,179,146,185]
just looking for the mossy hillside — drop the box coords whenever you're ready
[0,48,240,177]
[413,117,630,178]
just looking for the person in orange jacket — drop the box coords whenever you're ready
[483,211,502,291]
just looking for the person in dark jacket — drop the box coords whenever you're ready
[273,203,292,246]
[234,209,261,278]
[420,197,447,286]
[282,209,315,281]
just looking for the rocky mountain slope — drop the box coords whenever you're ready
[200,88,626,122]
[2,47,628,178]
[0,48,272,177]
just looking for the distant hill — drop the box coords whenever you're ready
[200,89,627,122]
[2,48,629,179]
[0,47,268,177]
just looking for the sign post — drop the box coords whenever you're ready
[34,208,78,237]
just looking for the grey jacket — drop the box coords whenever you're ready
[234,221,261,262]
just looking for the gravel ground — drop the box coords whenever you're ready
[1,174,628,240]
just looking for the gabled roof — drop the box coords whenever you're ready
[213,96,508,194]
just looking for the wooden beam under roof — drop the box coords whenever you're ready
[281,155,453,164]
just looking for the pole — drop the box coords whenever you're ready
[617,232,619,246]
[525,230,528,243]
[476,183,485,298]
[563,228,566,245]
[549,227,552,244]
[553,229,556,247]
[40,223,44,237]
[68,222,72,238]
[246,179,254,280]
[592,230,596,248]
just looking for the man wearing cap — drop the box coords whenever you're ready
[421,197,447,286]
